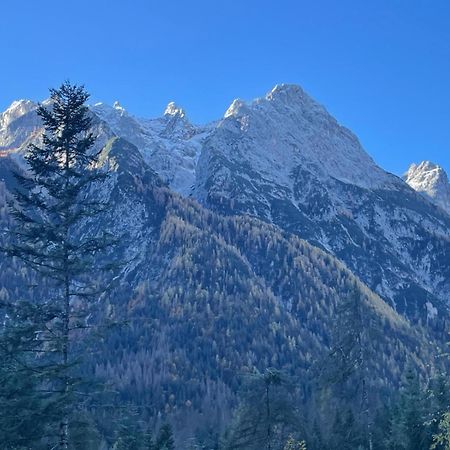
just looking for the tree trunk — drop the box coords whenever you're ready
[266,383,271,450]
[59,270,70,448]
[60,149,71,450]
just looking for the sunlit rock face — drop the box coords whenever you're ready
[0,99,40,153]
[404,161,450,215]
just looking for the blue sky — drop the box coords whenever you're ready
[1,0,449,176]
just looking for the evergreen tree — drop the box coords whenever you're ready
[429,341,450,450]
[0,301,55,448]
[155,424,175,450]
[283,435,307,450]
[111,413,150,450]
[370,404,392,450]
[307,420,324,450]
[328,407,363,450]
[143,428,155,450]
[384,367,429,450]
[223,368,302,450]
[431,412,450,450]
[321,286,374,450]
[112,430,143,450]
[2,82,116,449]
[68,411,103,450]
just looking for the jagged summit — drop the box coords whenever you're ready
[164,101,186,119]
[0,99,36,128]
[224,84,328,118]
[224,99,248,118]
[404,161,450,214]
[0,99,40,151]
[224,84,314,118]
[112,101,126,114]
[266,83,307,103]
[92,101,127,117]
[217,83,394,190]
[4,99,36,113]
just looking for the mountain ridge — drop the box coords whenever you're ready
[1,85,449,328]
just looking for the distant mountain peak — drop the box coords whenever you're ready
[0,99,40,151]
[112,101,126,114]
[224,84,311,119]
[164,101,186,119]
[404,160,450,214]
[224,99,247,118]
[92,101,127,117]
[217,83,394,190]
[1,99,36,128]
[264,83,328,113]
[266,83,305,101]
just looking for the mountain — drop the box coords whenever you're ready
[0,99,39,156]
[40,83,448,328]
[91,100,210,196]
[0,133,437,439]
[404,160,450,215]
[190,84,450,327]
[0,85,449,444]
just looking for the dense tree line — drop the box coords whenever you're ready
[104,364,450,449]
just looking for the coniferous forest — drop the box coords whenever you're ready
[0,82,449,450]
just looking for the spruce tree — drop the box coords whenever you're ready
[223,368,302,450]
[384,367,429,450]
[0,300,56,448]
[2,82,115,449]
[321,286,374,450]
[143,428,156,450]
[283,435,307,450]
[155,424,175,450]
[431,412,450,450]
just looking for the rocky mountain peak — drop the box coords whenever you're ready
[0,99,36,128]
[223,98,247,118]
[92,101,128,120]
[266,83,306,103]
[404,160,450,214]
[164,101,186,119]
[215,84,395,190]
[112,101,126,114]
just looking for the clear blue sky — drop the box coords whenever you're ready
[1,0,449,175]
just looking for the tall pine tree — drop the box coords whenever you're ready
[0,300,58,448]
[320,285,374,450]
[223,368,302,450]
[3,82,116,449]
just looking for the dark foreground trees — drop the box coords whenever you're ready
[222,368,304,450]
[0,82,115,449]
[111,422,175,450]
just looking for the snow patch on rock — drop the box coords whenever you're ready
[404,161,450,215]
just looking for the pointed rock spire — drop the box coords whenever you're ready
[164,102,186,119]
[404,161,450,214]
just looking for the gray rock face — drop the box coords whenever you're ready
[0,99,40,153]
[404,161,450,215]
[90,101,210,196]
